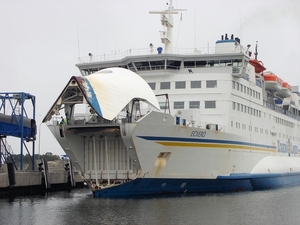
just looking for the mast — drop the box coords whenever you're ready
[254,41,258,60]
[149,0,186,53]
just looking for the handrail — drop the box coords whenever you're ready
[77,47,217,64]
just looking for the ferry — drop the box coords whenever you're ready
[43,1,300,197]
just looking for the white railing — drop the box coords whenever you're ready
[77,47,217,64]
[47,112,226,132]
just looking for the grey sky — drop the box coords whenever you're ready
[1,0,299,156]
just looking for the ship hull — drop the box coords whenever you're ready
[92,173,300,197]
[92,177,253,197]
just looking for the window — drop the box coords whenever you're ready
[174,102,184,109]
[232,59,243,66]
[148,82,156,90]
[159,102,168,109]
[167,60,181,70]
[196,60,207,67]
[206,80,217,88]
[205,101,216,108]
[232,102,236,110]
[150,60,165,70]
[175,81,186,89]
[184,61,195,68]
[160,82,170,89]
[135,61,150,70]
[189,101,200,109]
[232,81,235,89]
[191,81,201,88]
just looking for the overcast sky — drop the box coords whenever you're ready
[1,0,299,156]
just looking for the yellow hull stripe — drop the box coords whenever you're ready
[156,141,276,153]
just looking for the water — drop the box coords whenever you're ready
[1,186,300,225]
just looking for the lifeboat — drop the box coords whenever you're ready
[249,59,266,74]
[263,73,282,92]
[275,81,292,99]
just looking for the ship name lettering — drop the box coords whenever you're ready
[191,131,206,137]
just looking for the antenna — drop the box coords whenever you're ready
[149,0,186,53]
[194,9,196,49]
[77,23,80,61]
[254,41,258,60]
[239,7,242,44]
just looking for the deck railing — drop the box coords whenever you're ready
[77,47,217,64]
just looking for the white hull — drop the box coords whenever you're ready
[46,109,300,196]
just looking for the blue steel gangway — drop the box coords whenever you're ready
[0,92,36,170]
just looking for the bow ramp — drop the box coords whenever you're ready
[43,67,160,122]
[42,67,161,189]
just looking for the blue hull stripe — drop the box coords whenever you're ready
[92,173,300,197]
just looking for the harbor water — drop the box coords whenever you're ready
[1,186,300,225]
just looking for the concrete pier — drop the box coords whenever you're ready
[0,160,85,198]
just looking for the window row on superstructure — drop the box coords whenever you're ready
[274,115,294,128]
[264,101,300,121]
[183,58,243,68]
[232,101,261,118]
[159,101,216,110]
[148,80,217,90]
[78,55,246,75]
[230,120,299,143]
[232,101,294,128]
[232,81,261,100]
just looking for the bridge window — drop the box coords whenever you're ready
[196,60,207,67]
[134,61,150,71]
[233,59,243,66]
[184,61,195,68]
[80,69,90,76]
[167,60,181,70]
[150,60,165,70]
